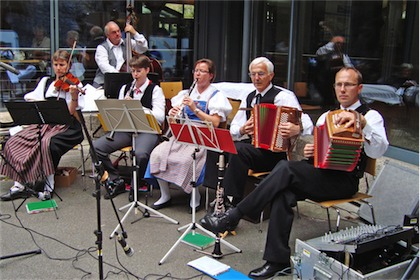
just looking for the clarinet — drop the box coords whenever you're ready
[124,80,136,99]
[212,154,226,216]
[161,79,197,141]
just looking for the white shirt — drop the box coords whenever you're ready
[118,78,165,125]
[95,32,148,74]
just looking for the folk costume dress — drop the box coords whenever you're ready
[147,85,231,193]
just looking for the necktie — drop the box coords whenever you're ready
[255,93,261,105]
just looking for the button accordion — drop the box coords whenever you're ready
[314,109,364,171]
[253,104,302,152]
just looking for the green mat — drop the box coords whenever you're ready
[181,232,215,250]
[26,199,58,214]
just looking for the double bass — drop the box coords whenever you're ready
[122,4,163,83]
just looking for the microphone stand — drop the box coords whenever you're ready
[76,108,133,279]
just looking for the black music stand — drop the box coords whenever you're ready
[3,100,71,210]
[95,100,179,239]
[159,117,241,265]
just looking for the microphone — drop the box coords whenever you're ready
[117,233,134,257]
[0,62,20,75]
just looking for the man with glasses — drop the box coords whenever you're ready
[213,57,313,206]
[202,67,389,279]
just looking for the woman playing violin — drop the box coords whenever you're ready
[0,50,85,202]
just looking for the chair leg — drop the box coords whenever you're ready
[325,208,332,232]
[334,208,341,232]
[295,203,301,219]
[79,143,85,176]
[259,211,264,233]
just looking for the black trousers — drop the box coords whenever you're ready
[236,160,359,263]
[223,139,287,200]
[50,117,84,169]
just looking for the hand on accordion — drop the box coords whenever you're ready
[241,117,254,135]
[278,122,301,138]
[303,143,314,158]
[333,110,361,129]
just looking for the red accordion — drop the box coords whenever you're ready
[253,104,301,152]
[314,109,364,171]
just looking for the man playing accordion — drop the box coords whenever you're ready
[201,66,389,279]
[219,57,313,206]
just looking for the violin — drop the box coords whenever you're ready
[53,40,85,94]
[54,72,86,94]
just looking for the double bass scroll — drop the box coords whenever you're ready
[121,4,163,83]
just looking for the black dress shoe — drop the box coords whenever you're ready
[151,199,172,210]
[0,188,34,201]
[248,262,290,279]
[104,178,126,200]
[200,207,241,233]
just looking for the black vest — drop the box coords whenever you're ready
[123,82,156,110]
[245,86,280,119]
[353,104,371,178]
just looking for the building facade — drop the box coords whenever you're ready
[0,0,418,158]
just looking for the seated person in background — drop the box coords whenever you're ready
[220,57,313,206]
[93,21,148,88]
[146,58,232,212]
[93,55,165,200]
[201,67,389,279]
[0,50,85,201]
[82,26,105,84]
[361,63,419,105]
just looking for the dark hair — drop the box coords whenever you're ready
[129,55,151,69]
[194,58,216,81]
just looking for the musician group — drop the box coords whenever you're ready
[0,17,389,280]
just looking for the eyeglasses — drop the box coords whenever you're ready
[192,69,209,74]
[248,72,267,78]
[333,82,359,89]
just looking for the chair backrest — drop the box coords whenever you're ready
[364,157,376,176]
[160,81,183,99]
[226,98,241,127]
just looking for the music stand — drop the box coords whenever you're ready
[95,100,179,239]
[159,117,241,265]
[3,100,71,210]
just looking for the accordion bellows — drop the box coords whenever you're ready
[253,104,301,152]
[314,109,364,171]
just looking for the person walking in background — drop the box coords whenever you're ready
[315,35,354,107]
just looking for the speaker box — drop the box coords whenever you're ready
[359,160,419,226]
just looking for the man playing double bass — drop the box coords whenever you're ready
[93,21,148,88]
